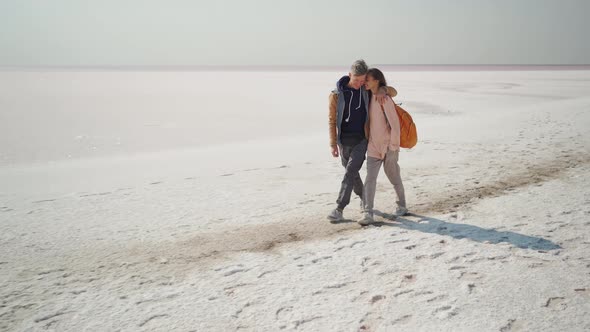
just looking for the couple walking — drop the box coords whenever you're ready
[328,59,407,226]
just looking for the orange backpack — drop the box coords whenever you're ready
[395,104,418,148]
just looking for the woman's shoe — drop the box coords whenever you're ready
[394,206,408,217]
[358,212,373,226]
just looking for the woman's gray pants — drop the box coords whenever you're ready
[363,149,406,213]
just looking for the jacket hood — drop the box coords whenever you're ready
[337,75,366,123]
[337,75,353,92]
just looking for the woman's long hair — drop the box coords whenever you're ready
[367,68,387,87]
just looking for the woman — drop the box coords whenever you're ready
[360,68,407,225]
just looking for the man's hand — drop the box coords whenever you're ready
[331,146,339,158]
[376,86,389,105]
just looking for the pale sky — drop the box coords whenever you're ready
[1,0,588,66]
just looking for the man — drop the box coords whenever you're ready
[327,59,397,222]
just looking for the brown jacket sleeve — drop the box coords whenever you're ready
[329,93,338,147]
[385,86,397,97]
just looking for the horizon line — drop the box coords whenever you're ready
[2,64,590,72]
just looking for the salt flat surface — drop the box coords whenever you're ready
[1,70,589,331]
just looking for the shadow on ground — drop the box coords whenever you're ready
[372,211,561,251]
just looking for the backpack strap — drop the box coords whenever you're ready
[380,104,392,130]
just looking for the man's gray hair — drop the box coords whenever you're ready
[350,59,369,76]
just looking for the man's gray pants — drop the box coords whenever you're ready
[336,139,367,210]
[363,149,406,213]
